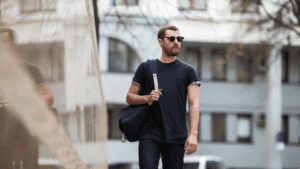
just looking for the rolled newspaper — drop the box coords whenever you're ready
[153,74,158,91]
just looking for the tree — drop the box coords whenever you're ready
[250,0,300,43]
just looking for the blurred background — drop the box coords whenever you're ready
[0,0,300,169]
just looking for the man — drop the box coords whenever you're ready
[126,25,201,169]
[0,28,55,169]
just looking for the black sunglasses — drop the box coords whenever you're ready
[161,36,184,42]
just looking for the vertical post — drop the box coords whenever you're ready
[266,44,283,169]
[85,0,108,168]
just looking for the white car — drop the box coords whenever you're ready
[158,155,227,169]
[38,158,65,169]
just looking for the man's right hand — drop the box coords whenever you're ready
[148,89,163,105]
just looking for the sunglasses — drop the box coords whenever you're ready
[161,36,184,42]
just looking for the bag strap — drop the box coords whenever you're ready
[149,59,157,74]
[149,59,159,90]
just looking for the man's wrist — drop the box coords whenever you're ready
[190,131,198,137]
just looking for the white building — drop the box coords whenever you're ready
[0,0,104,168]
[98,0,300,169]
[1,0,300,169]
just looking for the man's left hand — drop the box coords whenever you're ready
[184,134,197,155]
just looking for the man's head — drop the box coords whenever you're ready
[0,28,17,43]
[157,25,183,57]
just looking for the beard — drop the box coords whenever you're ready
[164,45,180,56]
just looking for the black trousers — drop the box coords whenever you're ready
[139,138,185,169]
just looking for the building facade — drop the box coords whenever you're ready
[98,0,300,169]
[1,0,300,169]
[0,0,105,168]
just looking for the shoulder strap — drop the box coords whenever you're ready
[148,59,158,90]
[149,59,157,74]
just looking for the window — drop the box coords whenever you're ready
[297,51,300,84]
[20,0,57,13]
[109,38,140,73]
[17,43,64,83]
[177,47,201,78]
[30,48,64,82]
[212,113,226,142]
[178,0,206,11]
[183,163,199,169]
[60,113,71,138]
[236,55,254,83]
[299,116,300,145]
[212,48,227,81]
[282,50,289,83]
[59,112,81,143]
[112,0,138,6]
[108,109,122,139]
[231,0,260,14]
[85,105,96,142]
[282,115,289,144]
[237,114,252,143]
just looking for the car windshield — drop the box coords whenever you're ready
[206,161,224,169]
[183,162,199,169]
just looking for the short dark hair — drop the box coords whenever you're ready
[0,28,17,43]
[157,25,179,39]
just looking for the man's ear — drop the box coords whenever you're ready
[158,38,163,47]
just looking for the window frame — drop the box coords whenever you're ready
[84,105,96,142]
[297,51,300,84]
[111,0,139,6]
[211,113,226,142]
[231,0,260,14]
[212,48,227,81]
[108,38,140,73]
[282,49,289,84]
[108,109,123,140]
[282,114,289,144]
[20,0,57,13]
[236,53,254,83]
[60,113,71,139]
[236,114,253,143]
[178,0,207,11]
[178,46,202,79]
[299,115,300,146]
[17,43,64,83]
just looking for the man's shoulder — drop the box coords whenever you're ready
[139,59,157,69]
[176,59,193,69]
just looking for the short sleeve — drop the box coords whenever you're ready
[187,66,201,87]
[132,62,146,87]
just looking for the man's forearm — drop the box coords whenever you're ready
[126,93,149,105]
[189,104,199,136]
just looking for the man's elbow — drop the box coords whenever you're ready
[126,94,131,105]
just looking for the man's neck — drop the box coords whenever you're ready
[159,54,176,63]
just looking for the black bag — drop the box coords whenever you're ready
[119,59,158,142]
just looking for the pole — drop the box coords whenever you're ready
[84,0,108,168]
[266,43,283,169]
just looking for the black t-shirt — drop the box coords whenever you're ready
[132,59,201,144]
